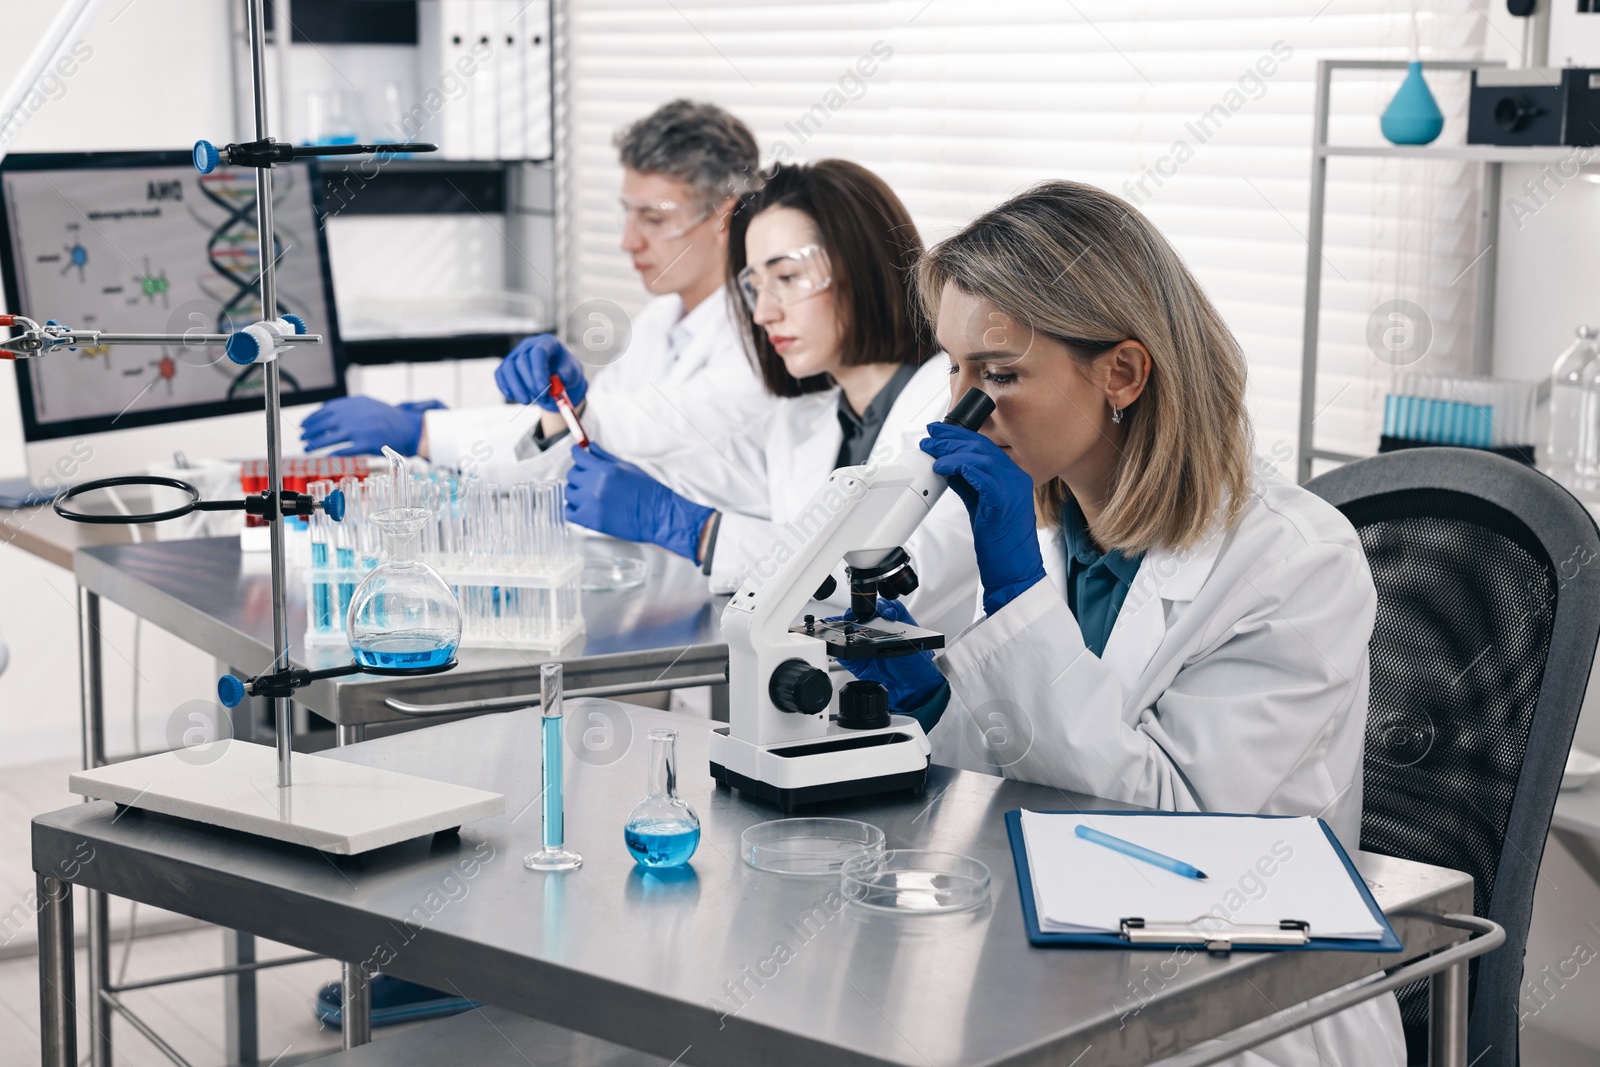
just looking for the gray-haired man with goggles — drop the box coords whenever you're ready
[302,100,775,494]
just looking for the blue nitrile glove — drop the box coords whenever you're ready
[565,443,713,562]
[300,397,445,457]
[495,334,588,409]
[833,598,950,729]
[920,422,1046,616]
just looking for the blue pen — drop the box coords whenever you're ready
[1075,824,1208,880]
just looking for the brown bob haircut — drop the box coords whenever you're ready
[726,159,938,397]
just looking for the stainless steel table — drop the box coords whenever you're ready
[35,706,1500,1067]
[69,536,728,1067]
[74,536,728,752]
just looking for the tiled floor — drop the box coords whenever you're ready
[0,928,350,1067]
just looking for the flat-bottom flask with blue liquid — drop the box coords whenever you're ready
[624,728,700,869]
[526,662,583,872]
[345,449,461,671]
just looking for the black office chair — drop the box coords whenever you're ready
[1307,447,1600,1067]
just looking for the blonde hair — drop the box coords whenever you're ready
[918,180,1252,554]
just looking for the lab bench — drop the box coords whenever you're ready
[73,535,729,756]
[35,704,1490,1067]
[63,533,727,1065]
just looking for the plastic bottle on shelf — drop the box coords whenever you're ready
[1576,329,1600,480]
[1552,326,1598,477]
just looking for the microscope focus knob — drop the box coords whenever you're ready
[838,680,891,731]
[770,658,832,715]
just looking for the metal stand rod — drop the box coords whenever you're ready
[341,962,371,1049]
[336,724,368,746]
[241,0,293,790]
[109,952,323,994]
[224,929,259,1065]
[1469,161,1500,377]
[87,888,114,1067]
[79,586,104,770]
[1428,953,1469,1067]
[101,991,195,1067]
[37,873,76,1067]
[1296,59,1331,485]
[79,593,112,1067]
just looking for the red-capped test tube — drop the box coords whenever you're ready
[548,374,590,448]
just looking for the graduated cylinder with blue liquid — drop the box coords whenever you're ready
[624,728,700,869]
[525,661,583,872]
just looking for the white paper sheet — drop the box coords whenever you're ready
[1019,811,1385,940]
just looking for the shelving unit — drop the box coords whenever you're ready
[231,0,557,368]
[1296,58,1586,482]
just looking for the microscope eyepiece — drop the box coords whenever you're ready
[944,387,995,431]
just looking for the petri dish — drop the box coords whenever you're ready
[742,818,886,875]
[581,553,647,592]
[839,849,991,913]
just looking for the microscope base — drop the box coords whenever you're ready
[708,720,931,812]
[710,761,926,812]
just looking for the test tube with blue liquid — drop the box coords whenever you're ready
[308,480,334,633]
[335,475,361,622]
[525,661,583,871]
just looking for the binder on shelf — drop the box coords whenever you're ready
[523,0,553,160]
[418,0,476,159]
[466,0,499,160]
[495,0,527,160]
[1005,810,1402,953]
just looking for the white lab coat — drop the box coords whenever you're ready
[656,355,981,638]
[421,289,775,488]
[930,469,1404,1067]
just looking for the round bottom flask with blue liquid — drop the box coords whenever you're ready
[624,729,700,868]
[345,505,461,670]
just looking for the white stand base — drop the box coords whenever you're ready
[68,740,505,855]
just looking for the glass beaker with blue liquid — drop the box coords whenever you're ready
[345,453,461,670]
[624,729,700,868]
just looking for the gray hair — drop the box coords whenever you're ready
[614,100,759,201]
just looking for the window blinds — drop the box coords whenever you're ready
[560,0,1488,473]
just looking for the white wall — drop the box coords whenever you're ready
[0,0,240,766]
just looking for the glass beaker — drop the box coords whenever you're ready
[345,505,462,670]
[623,729,700,869]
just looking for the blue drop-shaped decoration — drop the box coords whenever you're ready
[1381,61,1444,146]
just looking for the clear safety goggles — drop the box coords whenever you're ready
[736,244,833,313]
[619,196,715,241]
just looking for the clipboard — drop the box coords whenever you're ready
[1005,810,1403,953]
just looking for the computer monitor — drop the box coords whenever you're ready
[0,150,345,484]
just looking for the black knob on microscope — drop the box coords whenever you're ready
[838,680,891,730]
[769,658,833,715]
[880,563,919,599]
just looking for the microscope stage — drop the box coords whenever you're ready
[792,617,945,659]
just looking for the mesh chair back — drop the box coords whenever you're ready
[1307,448,1600,1067]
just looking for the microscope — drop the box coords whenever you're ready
[710,388,995,810]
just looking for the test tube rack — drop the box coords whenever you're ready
[1380,372,1537,465]
[300,470,585,652]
